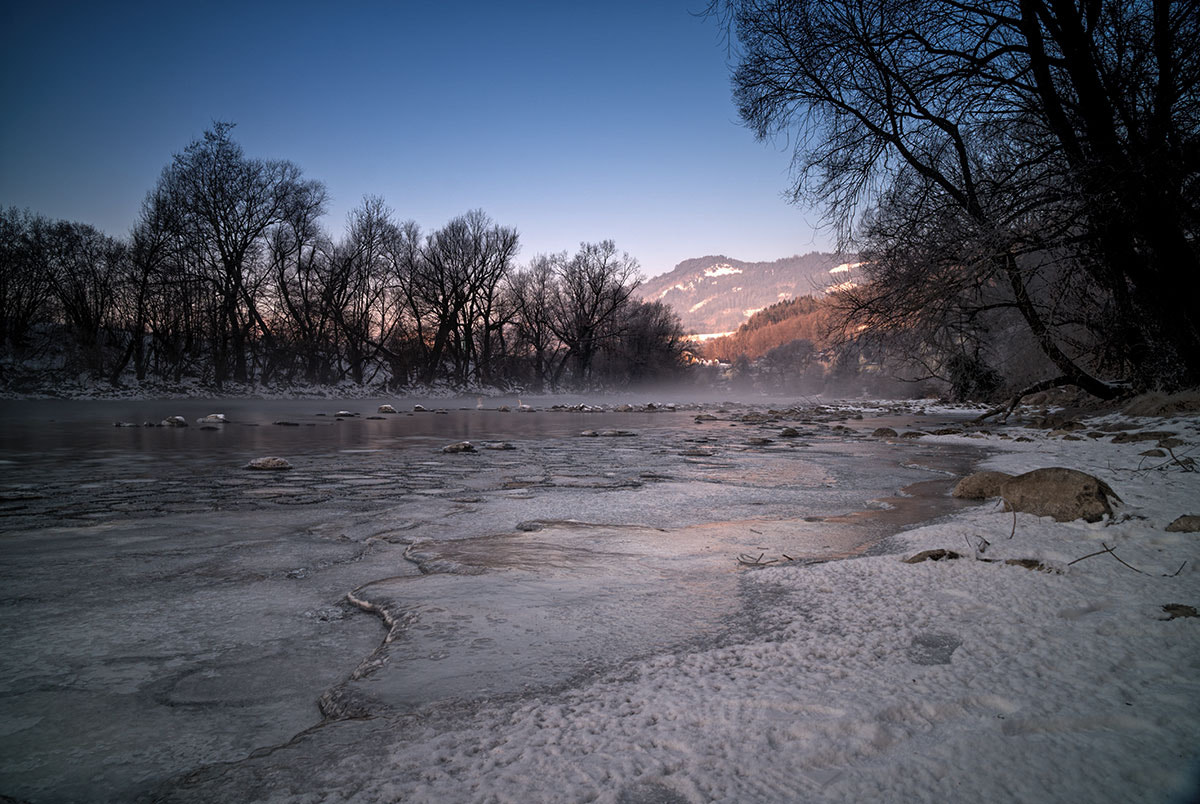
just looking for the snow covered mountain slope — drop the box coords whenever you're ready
[638,253,857,336]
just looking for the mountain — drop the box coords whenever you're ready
[637,253,857,336]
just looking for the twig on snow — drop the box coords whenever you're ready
[736,552,796,567]
[1067,542,1186,577]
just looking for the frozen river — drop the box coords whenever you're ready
[0,396,984,803]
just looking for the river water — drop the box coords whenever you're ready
[0,396,984,803]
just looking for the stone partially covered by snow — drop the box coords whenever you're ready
[244,456,292,470]
[196,413,226,424]
[1000,466,1121,522]
[441,441,475,453]
[160,415,188,427]
[1166,514,1200,533]
[377,404,397,414]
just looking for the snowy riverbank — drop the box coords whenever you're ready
[142,400,1200,804]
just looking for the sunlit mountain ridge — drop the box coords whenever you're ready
[639,253,858,336]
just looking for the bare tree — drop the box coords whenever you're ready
[548,240,641,386]
[601,299,688,384]
[155,122,308,386]
[507,254,564,390]
[45,221,126,376]
[330,196,406,384]
[712,0,1200,394]
[0,208,57,353]
[266,180,333,383]
[413,210,519,384]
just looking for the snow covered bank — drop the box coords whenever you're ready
[150,405,1200,803]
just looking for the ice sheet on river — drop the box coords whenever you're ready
[0,399,1052,802]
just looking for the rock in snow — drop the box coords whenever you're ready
[1000,466,1121,522]
[1165,514,1200,532]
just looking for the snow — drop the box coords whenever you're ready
[658,281,696,300]
[704,264,743,278]
[2,398,1198,803]
[174,407,1199,803]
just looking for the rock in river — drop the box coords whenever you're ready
[245,456,293,471]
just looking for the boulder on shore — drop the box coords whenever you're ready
[952,471,1014,500]
[1000,467,1121,522]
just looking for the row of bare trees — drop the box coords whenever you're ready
[0,124,688,391]
[716,0,1200,397]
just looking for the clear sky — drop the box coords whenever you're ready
[0,0,833,278]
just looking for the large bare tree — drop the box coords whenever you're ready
[714,0,1200,395]
[155,122,309,386]
[549,240,641,386]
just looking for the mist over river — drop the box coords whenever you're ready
[0,395,984,803]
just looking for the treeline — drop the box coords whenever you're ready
[0,124,689,392]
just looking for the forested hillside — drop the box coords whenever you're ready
[701,295,830,361]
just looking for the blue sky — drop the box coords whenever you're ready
[0,0,833,277]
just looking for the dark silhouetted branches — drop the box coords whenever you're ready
[711,0,1199,395]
